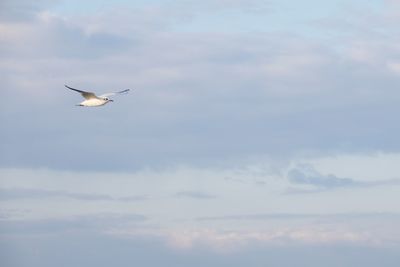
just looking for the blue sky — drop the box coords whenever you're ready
[1,0,400,266]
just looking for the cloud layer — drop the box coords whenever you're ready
[0,187,147,202]
[1,0,400,171]
[2,1,400,266]
[286,164,400,193]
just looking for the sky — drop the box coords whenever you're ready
[1,0,400,266]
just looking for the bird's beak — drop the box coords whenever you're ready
[109,99,114,102]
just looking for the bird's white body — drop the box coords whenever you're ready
[78,98,110,107]
[65,85,130,107]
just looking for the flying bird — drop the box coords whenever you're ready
[65,85,130,107]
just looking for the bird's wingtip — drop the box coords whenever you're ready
[119,89,131,94]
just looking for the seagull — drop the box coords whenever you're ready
[65,85,130,107]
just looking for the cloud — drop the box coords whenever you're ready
[0,0,55,22]
[167,0,271,19]
[0,213,147,235]
[1,0,400,174]
[1,2,400,266]
[0,187,147,202]
[287,166,357,188]
[2,230,400,267]
[3,212,400,252]
[196,212,400,222]
[1,211,400,266]
[286,164,400,193]
[0,14,132,61]
[174,190,217,199]
[224,175,267,186]
[0,209,28,220]
[197,213,320,221]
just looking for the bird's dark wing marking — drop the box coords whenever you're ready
[65,85,98,100]
[116,89,130,94]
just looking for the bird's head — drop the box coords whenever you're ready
[103,97,113,102]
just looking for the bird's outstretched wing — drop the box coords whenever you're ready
[65,85,98,100]
[99,89,131,98]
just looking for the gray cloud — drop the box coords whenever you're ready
[0,0,56,22]
[198,213,319,221]
[286,165,400,193]
[0,209,29,220]
[0,213,147,236]
[197,212,400,222]
[174,190,216,199]
[0,188,147,202]
[288,168,357,188]
[224,176,267,186]
[0,16,132,60]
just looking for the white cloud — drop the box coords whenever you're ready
[12,212,395,252]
